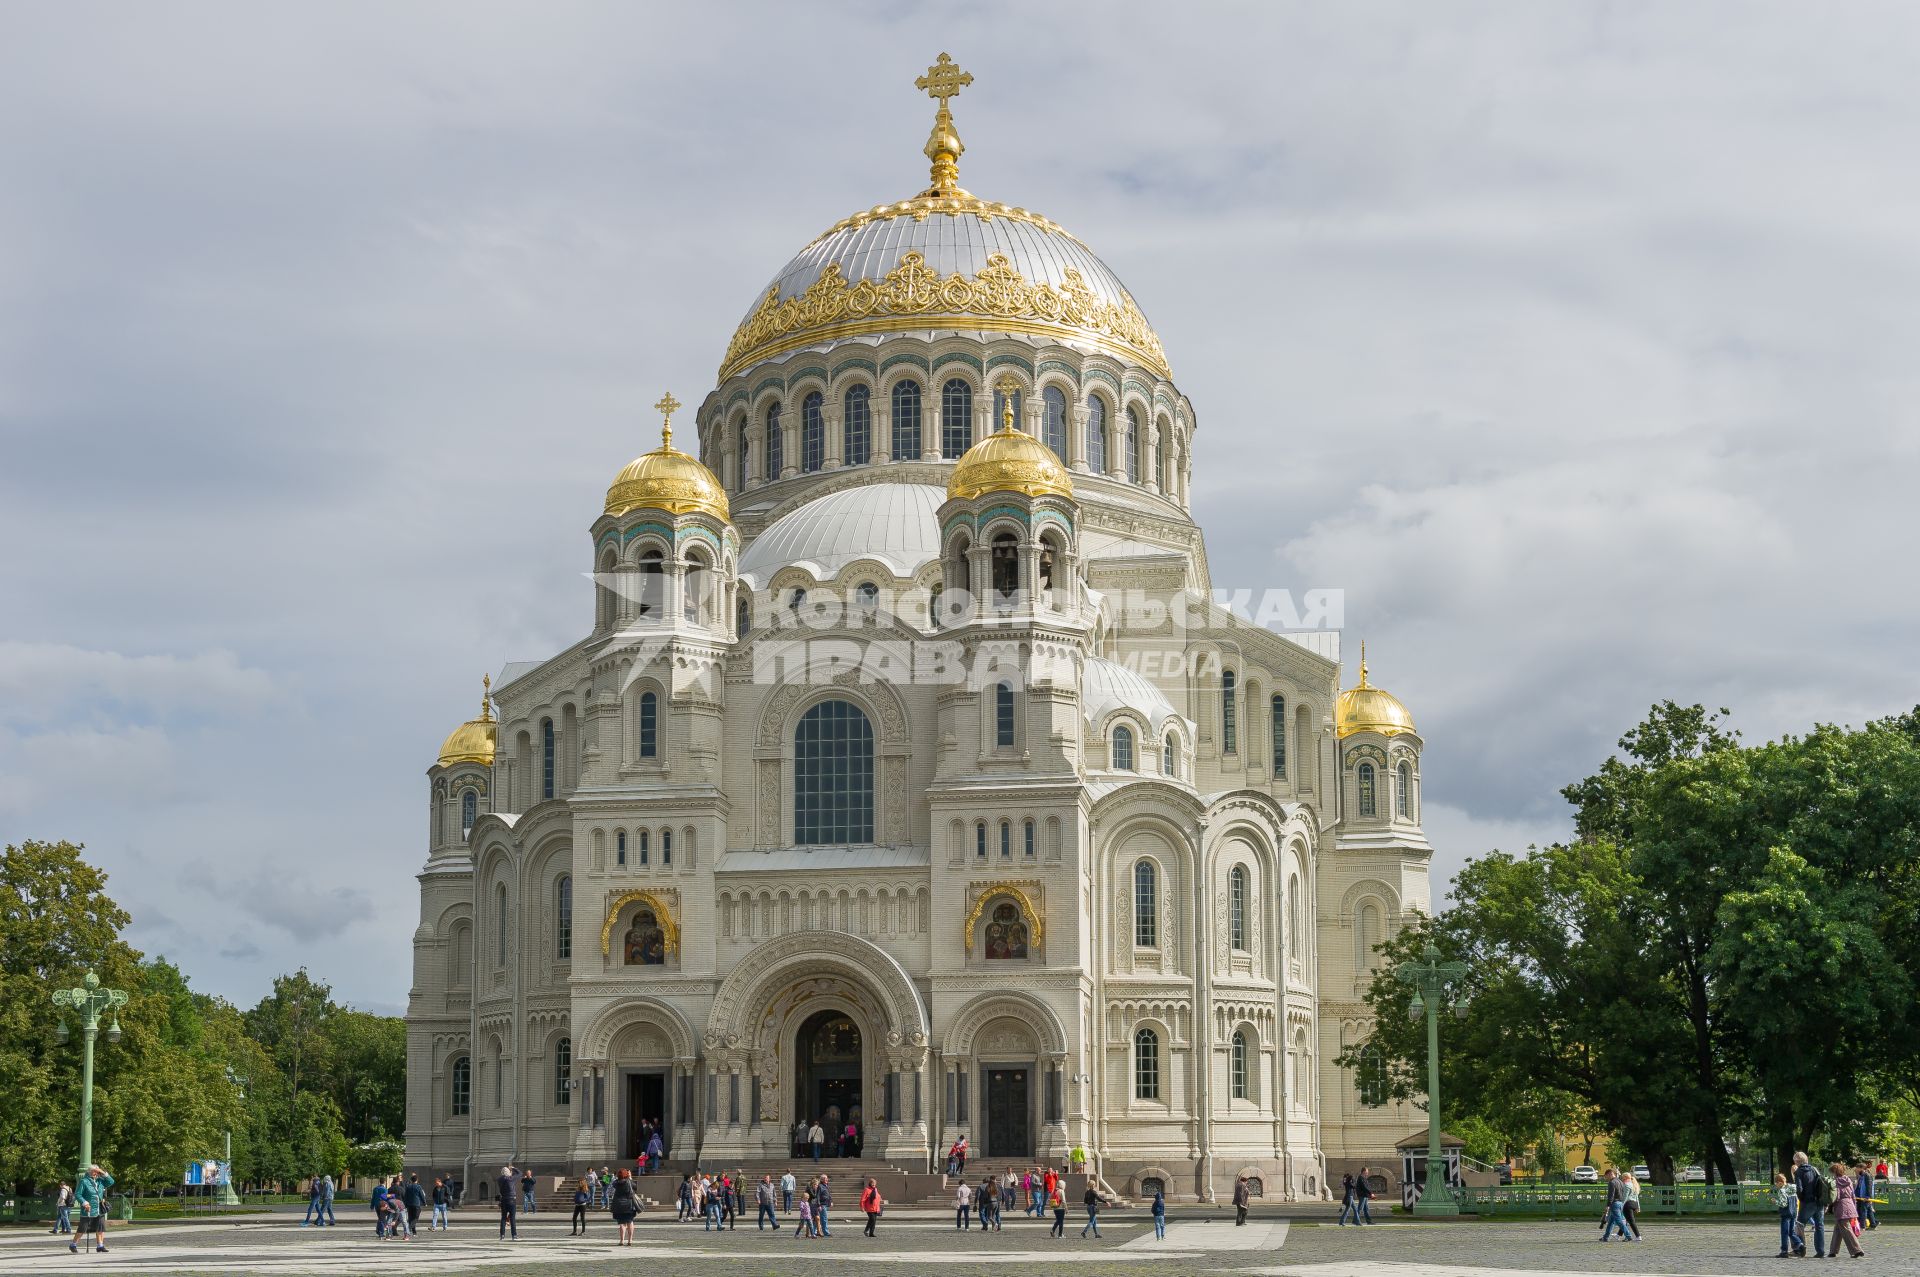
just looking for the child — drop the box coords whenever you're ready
[1771,1172,1797,1258]
[795,1191,815,1238]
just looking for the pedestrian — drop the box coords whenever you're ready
[52,1181,74,1235]
[571,1178,590,1235]
[980,1176,1001,1231]
[1620,1172,1642,1241]
[645,1129,664,1174]
[1337,1173,1358,1225]
[1043,1164,1059,1215]
[781,1168,797,1213]
[677,1174,693,1221]
[431,1176,451,1230]
[1828,1162,1866,1258]
[795,1187,815,1238]
[1080,1182,1103,1238]
[69,1164,113,1255]
[403,1174,426,1238]
[1856,1162,1879,1232]
[1233,1174,1251,1226]
[1152,1187,1167,1239]
[1600,1168,1628,1242]
[703,1175,723,1231]
[1772,1172,1797,1258]
[610,1169,640,1246]
[521,1167,536,1213]
[841,1118,857,1160]
[496,1163,519,1241]
[1791,1151,1824,1258]
[955,1177,973,1229]
[1355,1166,1375,1224]
[1049,1182,1068,1237]
[952,1134,968,1176]
[816,1173,833,1236]
[1026,1167,1043,1216]
[861,1176,883,1236]
[301,1176,321,1227]
[370,1177,391,1238]
[587,1166,599,1207]
[757,1175,777,1229]
[1002,1167,1018,1212]
[320,1173,336,1225]
[809,1119,826,1164]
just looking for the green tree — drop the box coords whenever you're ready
[322,1010,406,1145]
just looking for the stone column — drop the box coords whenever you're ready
[921,399,941,462]
[873,397,892,464]
[1069,405,1089,470]
[823,402,845,469]
[1145,424,1162,494]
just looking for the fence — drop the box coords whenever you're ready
[1457,1181,1920,1217]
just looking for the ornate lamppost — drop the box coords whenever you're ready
[1395,940,1466,1216]
[51,971,129,1180]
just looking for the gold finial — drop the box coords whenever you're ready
[915,53,973,196]
[654,390,682,450]
[1357,640,1370,688]
[996,376,1020,432]
[480,672,493,722]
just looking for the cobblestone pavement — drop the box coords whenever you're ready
[0,1210,1910,1276]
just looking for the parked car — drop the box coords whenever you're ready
[1677,1165,1707,1183]
[1571,1165,1599,1183]
[1631,1164,1651,1180]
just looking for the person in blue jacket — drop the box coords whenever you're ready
[70,1165,114,1255]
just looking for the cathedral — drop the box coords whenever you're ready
[405,56,1431,1203]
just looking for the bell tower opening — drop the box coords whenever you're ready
[796,1010,864,1157]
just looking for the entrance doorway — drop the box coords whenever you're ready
[796,1010,864,1156]
[623,1071,667,1162]
[984,1068,1031,1157]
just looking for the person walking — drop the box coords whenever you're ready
[1828,1162,1866,1258]
[1600,1168,1628,1241]
[795,1185,815,1238]
[1620,1172,1642,1240]
[780,1169,796,1213]
[1151,1187,1167,1239]
[1772,1172,1798,1258]
[816,1173,833,1236]
[587,1166,599,1207]
[1002,1168,1018,1213]
[955,1178,973,1229]
[1043,1164,1058,1216]
[703,1175,723,1231]
[610,1169,640,1246]
[757,1175,778,1229]
[301,1176,321,1227]
[520,1167,536,1214]
[571,1178,590,1235]
[1856,1162,1878,1232]
[1080,1182,1103,1238]
[370,1177,392,1238]
[52,1181,74,1236]
[496,1164,519,1241]
[980,1176,1001,1232]
[1791,1151,1825,1258]
[69,1164,113,1255]
[861,1176,883,1237]
[676,1174,693,1221]
[1355,1167,1375,1224]
[1337,1173,1358,1225]
[320,1173,336,1226]
[1048,1181,1068,1237]
[809,1120,826,1164]
[1233,1174,1251,1226]
[403,1174,425,1238]
[645,1130,664,1175]
[431,1177,451,1230]
[951,1135,968,1176]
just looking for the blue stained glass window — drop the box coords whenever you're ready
[1087,396,1108,472]
[1042,386,1067,460]
[844,385,871,465]
[1358,762,1377,817]
[802,392,825,473]
[461,790,477,837]
[765,403,783,479]
[941,379,972,459]
[891,380,922,458]
[793,699,875,845]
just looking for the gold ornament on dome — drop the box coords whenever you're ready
[1335,642,1418,739]
[720,250,1170,382]
[962,882,1044,954]
[947,377,1074,501]
[437,673,498,767]
[604,389,730,521]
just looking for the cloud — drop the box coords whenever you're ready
[178,864,374,945]
[0,643,277,725]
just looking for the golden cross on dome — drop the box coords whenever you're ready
[654,390,682,449]
[915,53,973,196]
[916,52,972,107]
[480,672,493,721]
[997,376,1020,432]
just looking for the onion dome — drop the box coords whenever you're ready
[605,392,730,521]
[1336,644,1417,739]
[947,381,1074,502]
[437,674,498,767]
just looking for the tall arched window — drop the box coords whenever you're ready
[1124,406,1142,481]
[891,380,922,458]
[1133,859,1158,947]
[637,690,659,759]
[1230,865,1249,951]
[740,425,752,486]
[990,533,1019,598]
[1112,724,1134,771]
[735,594,750,639]
[976,821,987,859]
[661,827,672,865]
[1023,818,1035,857]
[541,718,556,799]
[1087,396,1108,472]
[1221,670,1238,754]
[1231,1030,1250,1100]
[994,681,1015,747]
[793,699,875,844]
[1287,873,1302,959]
[731,414,748,488]
[1133,1027,1161,1100]
[494,883,508,967]
[1358,762,1377,816]
[1163,731,1180,778]
[461,789,477,838]
[1398,761,1412,818]
[801,391,825,472]
[1357,901,1382,972]
[1271,694,1287,778]
[843,384,871,465]
[450,1056,471,1117]
[999,820,1011,858]
[616,830,627,867]
[637,548,663,620]
[555,875,572,960]
[764,403,783,479]
[941,378,972,458]
[554,1036,571,1105]
[991,386,1022,435]
[1041,385,1068,459]
[637,829,649,866]
[1358,1045,1388,1105]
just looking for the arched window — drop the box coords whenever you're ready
[1133,859,1158,947]
[637,830,649,866]
[1163,732,1179,778]
[1230,865,1249,951]
[793,699,875,845]
[555,875,572,960]
[1041,385,1068,459]
[494,883,508,967]
[638,691,658,759]
[801,390,825,472]
[1358,1045,1389,1105]
[999,820,1011,858]
[450,1056,471,1117]
[735,594,750,639]
[991,386,1022,435]
[1023,818,1035,857]
[661,827,673,866]
[856,581,879,613]
[941,378,972,458]
[461,790,477,838]
[1087,396,1108,472]
[1124,406,1143,482]
[764,403,783,479]
[928,582,943,626]
[1112,724,1134,771]
[731,413,748,488]
[554,1036,571,1105]
[1398,761,1412,819]
[990,532,1019,599]
[1271,694,1287,778]
[975,820,987,859]
[1358,762,1377,817]
[683,555,707,624]
[1221,670,1238,754]
[1231,1029,1250,1100]
[1287,872,1303,959]
[739,425,752,486]
[843,384,871,465]
[541,719,556,799]
[1357,901,1382,972]
[637,548,664,620]
[891,380,922,458]
[1134,1027,1161,1100]
[995,681,1015,747]
[1159,421,1175,491]
[615,830,627,867]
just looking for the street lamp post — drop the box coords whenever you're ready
[51,970,129,1181]
[1395,940,1467,1217]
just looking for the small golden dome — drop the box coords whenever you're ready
[947,383,1074,502]
[437,675,498,767]
[1336,645,1417,739]
[605,392,730,521]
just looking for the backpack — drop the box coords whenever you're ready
[1819,1173,1836,1208]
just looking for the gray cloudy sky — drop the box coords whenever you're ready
[4,2,1917,1014]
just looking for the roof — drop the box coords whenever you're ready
[715,845,931,874]
[738,482,946,585]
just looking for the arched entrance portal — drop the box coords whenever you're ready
[796,1010,864,1157]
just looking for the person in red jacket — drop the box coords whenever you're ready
[860,1178,884,1236]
